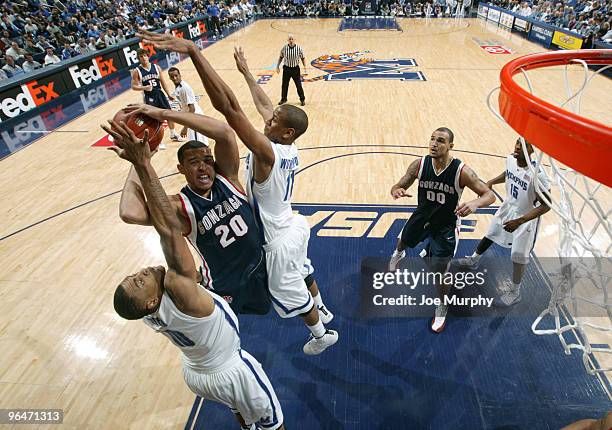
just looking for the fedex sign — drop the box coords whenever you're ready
[68,55,118,88]
[0,77,63,122]
[122,42,157,67]
[188,20,207,39]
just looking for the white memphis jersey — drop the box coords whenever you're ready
[143,288,241,373]
[501,155,550,218]
[173,80,203,114]
[245,140,298,244]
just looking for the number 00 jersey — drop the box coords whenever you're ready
[179,174,270,314]
[414,155,465,232]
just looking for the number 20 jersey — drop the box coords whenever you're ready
[179,174,269,314]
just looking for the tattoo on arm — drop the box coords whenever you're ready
[396,160,419,189]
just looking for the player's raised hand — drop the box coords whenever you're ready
[234,46,250,75]
[137,29,196,54]
[391,187,411,199]
[102,120,151,166]
[125,104,166,121]
[455,201,478,217]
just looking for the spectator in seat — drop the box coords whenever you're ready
[61,42,77,60]
[6,42,25,61]
[2,55,25,78]
[22,53,42,72]
[44,47,61,66]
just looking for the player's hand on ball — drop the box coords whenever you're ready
[102,120,151,166]
[234,46,250,75]
[455,201,478,217]
[137,29,197,54]
[503,218,523,232]
[391,187,411,199]
[125,104,166,121]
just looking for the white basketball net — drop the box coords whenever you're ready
[487,60,612,375]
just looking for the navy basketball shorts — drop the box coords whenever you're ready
[400,217,458,259]
[145,91,171,110]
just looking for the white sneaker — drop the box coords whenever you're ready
[389,250,406,271]
[430,304,448,333]
[317,305,334,324]
[497,288,522,307]
[303,330,338,355]
[158,142,167,150]
[457,255,481,270]
[496,279,513,295]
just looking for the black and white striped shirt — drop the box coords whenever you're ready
[280,44,304,68]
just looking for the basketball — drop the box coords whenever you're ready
[111,108,165,151]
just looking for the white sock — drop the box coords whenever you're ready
[392,249,403,256]
[169,128,176,137]
[512,282,521,292]
[313,292,323,308]
[471,252,482,260]
[307,320,325,338]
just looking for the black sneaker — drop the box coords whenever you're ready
[300,100,305,106]
[278,100,286,105]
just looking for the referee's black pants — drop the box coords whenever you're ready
[281,65,305,103]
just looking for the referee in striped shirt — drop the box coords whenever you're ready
[276,35,306,106]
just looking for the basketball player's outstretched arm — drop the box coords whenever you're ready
[390,158,419,199]
[486,171,506,189]
[103,121,211,316]
[127,104,241,181]
[455,165,496,217]
[234,46,274,122]
[137,31,275,174]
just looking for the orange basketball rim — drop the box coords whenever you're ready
[498,49,612,187]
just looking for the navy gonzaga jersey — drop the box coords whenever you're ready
[179,174,270,315]
[137,63,162,95]
[415,155,464,231]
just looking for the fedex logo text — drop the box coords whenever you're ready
[69,57,117,88]
[0,81,60,121]
[188,21,207,38]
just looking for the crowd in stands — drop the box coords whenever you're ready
[0,0,254,82]
[1,0,609,82]
[489,0,612,44]
[259,0,471,18]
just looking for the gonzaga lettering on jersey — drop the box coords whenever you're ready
[415,155,464,230]
[179,175,264,292]
[245,141,299,244]
[143,288,241,372]
[137,63,162,95]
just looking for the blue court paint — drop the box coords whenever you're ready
[338,17,403,31]
[188,203,611,429]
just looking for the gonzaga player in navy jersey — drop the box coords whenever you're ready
[117,104,270,315]
[130,49,178,146]
[459,139,550,306]
[136,31,339,355]
[104,121,285,430]
[389,127,495,333]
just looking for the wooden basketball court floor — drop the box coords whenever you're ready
[0,18,610,429]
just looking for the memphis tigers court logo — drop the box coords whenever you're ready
[305,51,426,82]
